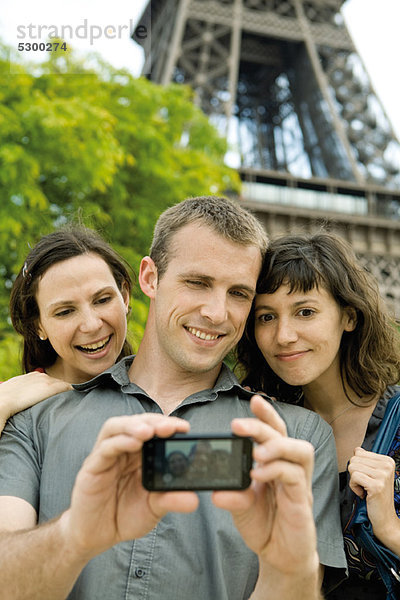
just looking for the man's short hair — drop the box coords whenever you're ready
[149,196,268,278]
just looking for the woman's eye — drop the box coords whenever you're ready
[258,313,274,323]
[55,309,73,317]
[298,308,315,317]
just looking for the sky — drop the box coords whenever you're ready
[1,0,399,137]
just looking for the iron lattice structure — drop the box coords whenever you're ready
[136,0,400,189]
[135,0,400,316]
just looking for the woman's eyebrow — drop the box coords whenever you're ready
[255,297,321,311]
[47,287,115,310]
[47,299,74,311]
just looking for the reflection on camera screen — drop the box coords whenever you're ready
[153,438,245,490]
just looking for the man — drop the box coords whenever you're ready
[0,196,345,599]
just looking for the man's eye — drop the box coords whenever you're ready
[96,296,112,304]
[230,290,249,300]
[187,280,205,287]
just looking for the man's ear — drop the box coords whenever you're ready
[139,256,158,299]
[343,307,357,332]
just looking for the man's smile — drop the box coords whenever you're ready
[185,326,224,341]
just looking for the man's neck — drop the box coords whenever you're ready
[129,339,223,415]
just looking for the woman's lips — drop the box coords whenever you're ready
[276,350,309,361]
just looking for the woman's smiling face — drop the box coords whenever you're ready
[36,252,129,383]
[254,283,355,389]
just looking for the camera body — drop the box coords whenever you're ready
[142,433,253,491]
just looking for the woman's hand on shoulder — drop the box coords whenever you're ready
[0,372,72,434]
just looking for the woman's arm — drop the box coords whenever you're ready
[0,372,72,435]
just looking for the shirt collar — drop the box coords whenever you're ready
[72,356,251,400]
[213,363,253,398]
[72,355,134,392]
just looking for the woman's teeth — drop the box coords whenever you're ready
[78,336,111,353]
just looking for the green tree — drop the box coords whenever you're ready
[0,40,240,374]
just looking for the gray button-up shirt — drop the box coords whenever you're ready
[0,358,346,599]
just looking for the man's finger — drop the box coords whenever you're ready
[250,394,287,436]
[254,438,315,485]
[232,417,282,443]
[149,491,199,518]
[251,461,313,501]
[95,414,190,444]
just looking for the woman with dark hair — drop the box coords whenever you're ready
[237,231,400,599]
[0,226,134,433]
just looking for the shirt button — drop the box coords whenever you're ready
[135,568,146,578]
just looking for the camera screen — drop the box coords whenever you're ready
[144,436,252,491]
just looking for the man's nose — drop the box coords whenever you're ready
[199,293,228,325]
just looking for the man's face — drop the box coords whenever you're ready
[149,222,261,375]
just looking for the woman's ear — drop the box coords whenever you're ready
[37,324,47,341]
[343,307,357,332]
[121,281,130,313]
[138,256,158,299]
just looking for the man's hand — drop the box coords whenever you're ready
[62,413,199,560]
[0,413,199,600]
[0,372,72,435]
[213,395,320,599]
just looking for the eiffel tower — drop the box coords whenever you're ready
[134,0,400,316]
